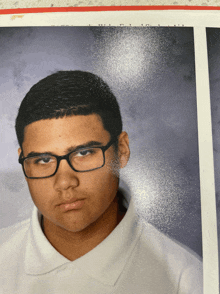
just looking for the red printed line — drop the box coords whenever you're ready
[0,5,220,15]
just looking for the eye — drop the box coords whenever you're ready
[76,149,94,157]
[34,156,54,164]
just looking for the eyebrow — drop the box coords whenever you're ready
[25,141,103,158]
[66,141,103,153]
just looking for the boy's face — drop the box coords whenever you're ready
[19,114,129,233]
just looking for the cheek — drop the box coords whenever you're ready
[85,155,120,192]
[86,166,119,198]
[26,179,53,206]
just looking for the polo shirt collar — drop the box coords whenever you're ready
[24,190,142,285]
[24,208,69,275]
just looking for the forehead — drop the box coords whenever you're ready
[22,114,110,154]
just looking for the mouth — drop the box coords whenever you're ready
[59,199,85,212]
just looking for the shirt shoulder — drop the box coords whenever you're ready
[141,220,202,261]
[140,220,203,293]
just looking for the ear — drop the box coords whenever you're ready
[18,148,22,157]
[117,131,130,169]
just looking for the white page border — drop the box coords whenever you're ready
[0,9,219,293]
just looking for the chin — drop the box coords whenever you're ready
[57,217,94,233]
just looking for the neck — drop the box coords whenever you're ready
[42,195,125,261]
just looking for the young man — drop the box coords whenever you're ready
[1,71,202,293]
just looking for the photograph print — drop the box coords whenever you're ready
[0,26,202,293]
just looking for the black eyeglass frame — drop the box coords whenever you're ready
[19,137,117,179]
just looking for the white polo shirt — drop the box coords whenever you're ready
[0,194,202,294]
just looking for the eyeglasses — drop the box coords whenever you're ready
[19,138,116,179]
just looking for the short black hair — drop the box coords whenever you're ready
[15,71,122,148]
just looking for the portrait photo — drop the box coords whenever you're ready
[0,25,203,293]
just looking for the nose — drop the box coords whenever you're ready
[53,158,79,191]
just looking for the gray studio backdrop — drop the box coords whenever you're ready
[207,27,220,270]
[0,27,202,256]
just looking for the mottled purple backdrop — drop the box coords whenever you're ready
[0,27,202,256]
[207,27,220,269]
